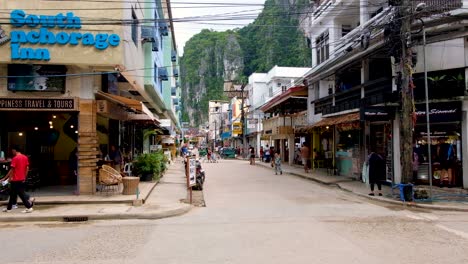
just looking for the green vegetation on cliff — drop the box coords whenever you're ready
[181,0,311,126]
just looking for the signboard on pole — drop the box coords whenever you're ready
[189,158,196,186]
[232,122,242,134]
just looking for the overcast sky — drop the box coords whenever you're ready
[171,0,267,55]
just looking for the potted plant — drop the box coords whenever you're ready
[133,153,159,181]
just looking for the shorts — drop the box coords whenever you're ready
[250,154,255,158]
[302,158,308,165]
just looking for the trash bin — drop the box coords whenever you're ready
[122,177,140,195]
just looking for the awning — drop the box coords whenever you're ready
[260,85,307,112]
[295,112,360,133]
[96,91,158,123]
[97,91,142,112]
[221,131,232,140]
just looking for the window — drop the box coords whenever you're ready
[316,30,329,65]
[269,86,273,97]
[282,86,287,92]
[131,8,138,46]
[342,25,352,37]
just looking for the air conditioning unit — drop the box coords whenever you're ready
[159,22,169,36]
[141,26,155,43]
[158,67,168,81]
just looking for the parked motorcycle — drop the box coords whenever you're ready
[192,160,205,191]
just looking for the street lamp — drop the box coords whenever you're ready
[417,3,433,200]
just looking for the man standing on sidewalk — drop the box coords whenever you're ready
[300,143,310,173]
[2,146,34,213]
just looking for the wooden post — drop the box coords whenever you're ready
[77,99,99,194]
[185,156,192,204]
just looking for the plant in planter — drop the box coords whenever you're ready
[133,153,159,181]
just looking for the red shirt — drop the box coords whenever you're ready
[10,153,29,182]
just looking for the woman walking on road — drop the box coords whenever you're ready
[367,149,386,196]
[274,151,282,175]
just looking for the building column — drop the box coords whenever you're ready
[361,59,369,98]
[288,135,295,166]
[360,0,370,26]
[393,115,402,184]
[77,99,98,195]
[256,132,261,158]
[279,139,285,162]
[462,101,468,188]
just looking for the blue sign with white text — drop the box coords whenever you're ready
[8,10,121,61]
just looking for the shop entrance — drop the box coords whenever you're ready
[0,111,78,189]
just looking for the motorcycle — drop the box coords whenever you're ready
[192,159,205,191]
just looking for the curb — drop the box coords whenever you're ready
[255,162,468,212]
[0,203,192,223]
[0,180,160,206]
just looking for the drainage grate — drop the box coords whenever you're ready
[63,216,89,222]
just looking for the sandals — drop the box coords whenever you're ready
[368,193,375,196]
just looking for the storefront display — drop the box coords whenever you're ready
[335,123,361,177]
[414,102,462,186]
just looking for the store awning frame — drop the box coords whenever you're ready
[294,112,360,133]
[96,91,159,123]
[259,85,307,112]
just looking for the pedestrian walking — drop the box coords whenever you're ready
[367,149,386,196]
[300,143,310,173]
[259,146,264,162]
[270,146,275,168]
[249,145,255,165]
[274,151,282,175]
[2,146,35,213]
[264,145,270,163]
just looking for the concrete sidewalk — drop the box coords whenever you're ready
[0,161,191,222]
[255,160,468,212]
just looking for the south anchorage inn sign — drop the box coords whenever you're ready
[4,10,121,61]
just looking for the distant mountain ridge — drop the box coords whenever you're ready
[180,0,311,126]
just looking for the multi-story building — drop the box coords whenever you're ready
[248,66,311,164]
[301,0,468,187]
[0,0,180,194]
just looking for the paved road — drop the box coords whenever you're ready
[1,160,468,264]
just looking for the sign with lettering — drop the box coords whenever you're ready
[5,10,120,61]
[0,98,76,110]
[360,107,395,122]
[415,102,461,123]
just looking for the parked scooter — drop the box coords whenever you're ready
[192,160,205,190]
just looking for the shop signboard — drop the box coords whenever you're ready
[6,10,120,61]
[232,122,242,134]
[188,158,196,186]
[160,119,171,127]
[0,97,76,111]
[7,64,67,92]
[360,107,395,122]
[415,102,461,123]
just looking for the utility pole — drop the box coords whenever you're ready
[398,0,414,183]
[240,83,247,159]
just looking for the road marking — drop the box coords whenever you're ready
[418,213,439,221]
[435,224,468,240]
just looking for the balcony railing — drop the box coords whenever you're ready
[413,0,462,13]
[313,0,335,19]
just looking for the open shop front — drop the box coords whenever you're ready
[414,102,463,187]
[0,98,79,194]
